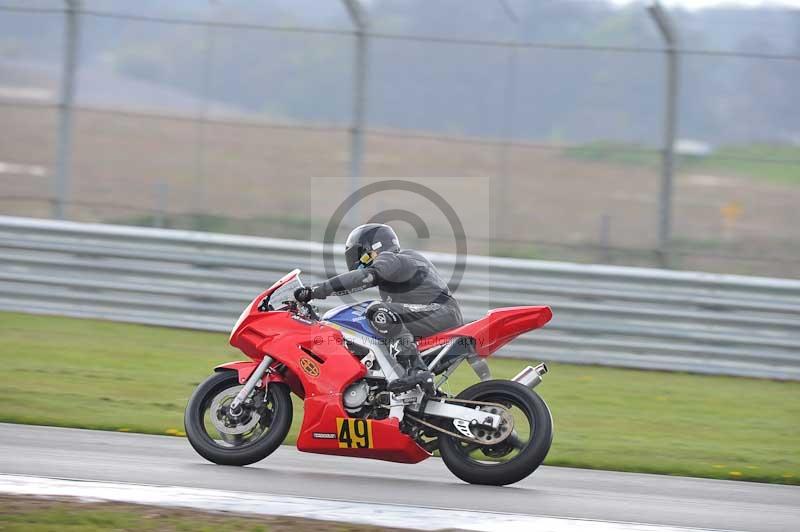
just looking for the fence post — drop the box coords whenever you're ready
[496,0,520,246]
[153,180,168,228]
[648,1,680,265]
[54,0,81,220]
[342,0,368,228]
[192,22,214,226]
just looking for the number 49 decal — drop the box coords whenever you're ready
[336,417,374,449]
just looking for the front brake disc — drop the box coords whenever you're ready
[210,386,260,435]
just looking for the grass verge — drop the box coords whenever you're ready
[0,495,410,532]
[0,311,797,485]
[564,142,800,184]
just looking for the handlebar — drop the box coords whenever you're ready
[268,298,320,321]
[301,302,321,321]
[256,279,319,320]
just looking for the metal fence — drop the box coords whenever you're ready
[1,215,799,380]
[1,2,800,278]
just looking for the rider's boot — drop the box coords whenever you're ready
[387,339,435,396]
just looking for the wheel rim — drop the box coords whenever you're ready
[452,394,534,465]
[199,381,278,449]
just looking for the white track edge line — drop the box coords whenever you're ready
[0,474,741,532]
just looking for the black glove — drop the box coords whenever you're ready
[294,287,314,303]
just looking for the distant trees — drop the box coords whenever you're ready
[1,0,796,145]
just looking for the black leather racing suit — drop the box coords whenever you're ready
[311,249,463,341]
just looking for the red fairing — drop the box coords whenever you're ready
[231,311,366,398]
[418,306,552,357]
[296,395,430,464]
[228,303,430,463]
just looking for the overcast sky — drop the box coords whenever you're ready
[610,0,800,8]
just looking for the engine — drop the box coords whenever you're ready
[342,378,389,418]
[342,340,391,418]
[343,380,370,410]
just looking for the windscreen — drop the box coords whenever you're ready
[266,274,304,311]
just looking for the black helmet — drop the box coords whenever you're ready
[344,223,400,271]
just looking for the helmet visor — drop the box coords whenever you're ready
[357,252,374,269]
[345,245,366,271]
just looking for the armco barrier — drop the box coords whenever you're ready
[1,215,798,380]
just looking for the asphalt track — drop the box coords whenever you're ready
[0,423,798,531]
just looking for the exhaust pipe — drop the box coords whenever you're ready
[512,363,548,389]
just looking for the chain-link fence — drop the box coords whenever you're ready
[1,0,799,277]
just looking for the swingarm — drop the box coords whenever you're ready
[419,398,503,429]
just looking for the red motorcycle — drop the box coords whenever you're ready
[185,269,553,485]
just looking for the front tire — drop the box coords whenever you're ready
[438,380,553,486]
[184,371,292,466]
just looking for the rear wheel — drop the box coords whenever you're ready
[438,380,553,486]
[184,371,292,466]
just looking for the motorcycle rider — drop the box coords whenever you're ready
[294,223,463,395]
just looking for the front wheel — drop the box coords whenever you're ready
[438,380,553,486]
[184,371,292,466]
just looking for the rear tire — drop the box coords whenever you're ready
[438,380,553,486]
[184,371,292,466]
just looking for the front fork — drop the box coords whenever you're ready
[228,355,273,415]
